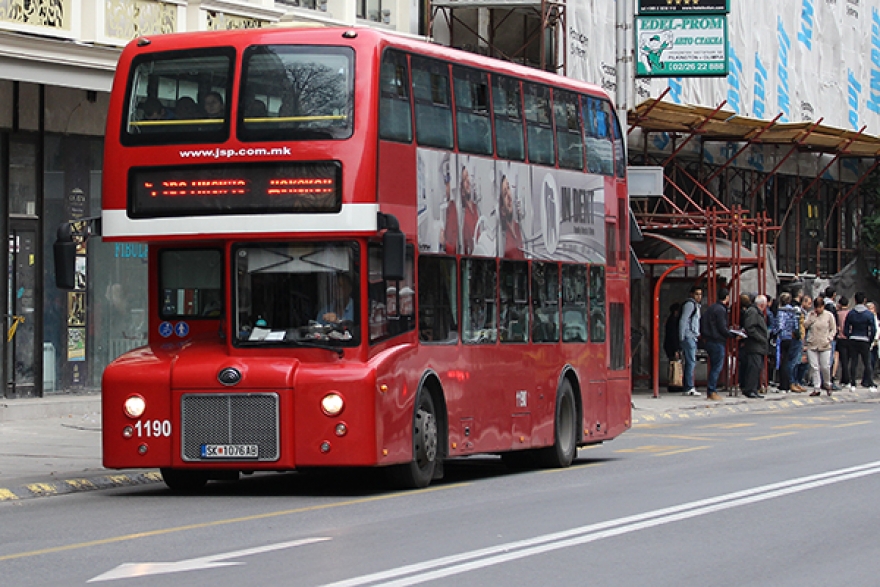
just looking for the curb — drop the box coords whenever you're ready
[631,390,876,425]
[0,470,162,502]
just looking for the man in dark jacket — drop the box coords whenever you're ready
[741,293,769,398]
[702,288,733,401]
[844,291,877,390]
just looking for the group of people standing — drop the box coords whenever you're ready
[665,284,880,400]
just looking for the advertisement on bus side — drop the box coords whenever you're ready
[416,148,605,264]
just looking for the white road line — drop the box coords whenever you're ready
[88,537,331,582]
[323,460,880,587]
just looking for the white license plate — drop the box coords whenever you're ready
[200,444,259,459]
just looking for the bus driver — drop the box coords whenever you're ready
[318,273,354,325]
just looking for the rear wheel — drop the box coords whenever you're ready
[390,390,439,489]
[160,468,208,493]
[536,380,577,468]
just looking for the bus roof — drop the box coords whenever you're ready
[125,26,611,103]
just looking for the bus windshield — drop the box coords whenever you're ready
[234,242,360,346]
[123,48,235,145]
[239,45,354,141]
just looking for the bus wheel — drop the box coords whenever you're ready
[160,468,208,493]
[537,380,577,468]
[390,391,439,489]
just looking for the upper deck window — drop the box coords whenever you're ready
[453,66,492,155]
[239,45,354,142]
[122,48,234,146]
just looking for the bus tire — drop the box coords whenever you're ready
[390,390,439,489]
[536,379,577,468]
[160,468,208,493]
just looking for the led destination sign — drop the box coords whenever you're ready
[130,161,341,218]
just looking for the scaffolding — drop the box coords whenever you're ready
[429,0,566,74]
[629,97,880,397]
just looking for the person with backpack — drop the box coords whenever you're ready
[775,292,800,393]
[678,285,703,396]
[843,291,877,391]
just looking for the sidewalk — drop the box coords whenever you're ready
[630,385,878,424]
[0,394,159,501]
[0,386,875,501]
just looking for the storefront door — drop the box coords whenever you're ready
[6,219,40,398]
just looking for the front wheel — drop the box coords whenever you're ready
[389,390,439,489]
[536,380,577,468]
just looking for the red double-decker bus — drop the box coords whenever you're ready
[60,26,632,491]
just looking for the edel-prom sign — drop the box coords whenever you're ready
[638,0,729,14]
[635,15,728,77]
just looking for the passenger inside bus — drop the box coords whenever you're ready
[201,91,225,118]
[244,98,268,118]
[175,97,204,120]
[142,97,173,121]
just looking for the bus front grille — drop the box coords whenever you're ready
[180,393,280,462]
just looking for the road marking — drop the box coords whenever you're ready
[0,483,468,562]
[614,444,685,454]
[630,433,720,441]
[653,446,710,456]
[539,462,601,474]
[748,431,798,441]
[322,460,880,587]
[833,420,872,428]
[88,537,330,582]
[698,423,756,429]
[772,423,825,430]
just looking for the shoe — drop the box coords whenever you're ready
[832,384,841,390]
[744,392,763,399]
[870,386,878,393]
[683,388,700,396]
[791,384,806,392]
[707,392,721,401]
[810,390,821,396]
[849,384,856,392]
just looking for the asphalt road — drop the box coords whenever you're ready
[2,400,879,586]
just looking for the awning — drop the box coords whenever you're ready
[633,232,758,264]
[0,32,119,93]
[629,98,880,158]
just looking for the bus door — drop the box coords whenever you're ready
[587,265,608,435]
[6,219,40,398]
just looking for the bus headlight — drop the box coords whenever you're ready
[123,395,146,419]
[321,393,344,416]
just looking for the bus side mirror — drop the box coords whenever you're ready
[53,224,77,290]
[383,229,406,281]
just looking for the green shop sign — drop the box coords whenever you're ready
[635,15,728,77]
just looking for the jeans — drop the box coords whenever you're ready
[778,339,793,391]
[788,339,804,383]
[704,340,726,393]
[680,337,697,390]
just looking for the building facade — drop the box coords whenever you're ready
[0,0,420,397]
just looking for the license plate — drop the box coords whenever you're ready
[200,444,259,459]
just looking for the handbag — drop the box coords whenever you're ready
[668,358,684,388]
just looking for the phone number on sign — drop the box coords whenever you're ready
[666,62,726,73]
